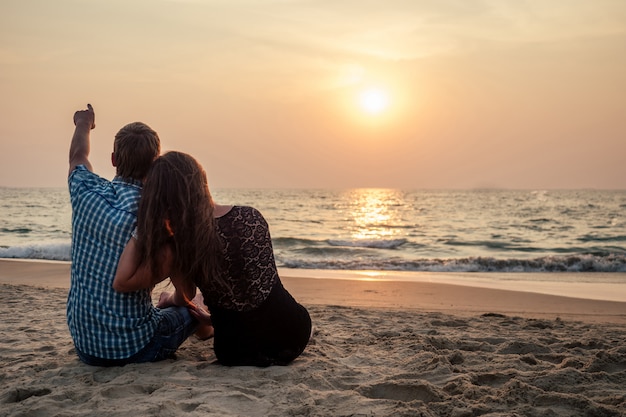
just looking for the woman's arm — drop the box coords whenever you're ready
[167,271,197,307]
[154,273,199,311]
[113,238,169,293]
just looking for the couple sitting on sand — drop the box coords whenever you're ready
[67,104,311,367]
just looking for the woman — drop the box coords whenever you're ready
[113,151,312,366]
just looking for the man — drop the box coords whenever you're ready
[67,104,197,366]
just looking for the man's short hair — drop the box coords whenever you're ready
[113,122,161,180]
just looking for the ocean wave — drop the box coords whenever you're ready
[273,237,319,245]
[280,254,626,273]
[0,227,32,234]
[327,239,408,249]
[2,242,625,274]
[577,234,626,243]
[0,243,71,261]
[274,237,409,250]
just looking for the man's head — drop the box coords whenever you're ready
[112,122,161,180]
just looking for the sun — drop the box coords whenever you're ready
[357,87,390,115]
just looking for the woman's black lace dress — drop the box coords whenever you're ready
[199,206,312,366]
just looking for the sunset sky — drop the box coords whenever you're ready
[1,0,625,189]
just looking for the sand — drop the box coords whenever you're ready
[1,260,625,416]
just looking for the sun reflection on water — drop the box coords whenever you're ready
[345,188,403,241]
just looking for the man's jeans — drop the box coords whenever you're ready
[76,306,198,367]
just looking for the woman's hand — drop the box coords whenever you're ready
[188,302,212,325]
[188,301,214,340]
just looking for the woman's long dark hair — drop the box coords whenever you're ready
[136,151,224,290]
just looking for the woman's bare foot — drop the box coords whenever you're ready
[195,323,215,340]
[187,294,214,340]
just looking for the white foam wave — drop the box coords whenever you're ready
[0,243,71,261]
[281,254,626,273]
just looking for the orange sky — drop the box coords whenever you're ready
[1,0,625,189]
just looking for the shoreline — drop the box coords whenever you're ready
[1,258,625,324]
[281,267,626,302]
[2,258,625,300]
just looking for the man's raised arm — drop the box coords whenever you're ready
[68,103,96,176]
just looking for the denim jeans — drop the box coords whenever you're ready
[76,306,198,367]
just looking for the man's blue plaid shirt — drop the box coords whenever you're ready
[67,166,161,359]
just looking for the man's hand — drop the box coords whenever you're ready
[73,103,96,129]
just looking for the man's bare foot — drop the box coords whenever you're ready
[157,291,173,308]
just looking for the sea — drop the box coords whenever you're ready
[0,187,626,288]
[2,187,625,272]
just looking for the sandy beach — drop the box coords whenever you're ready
[1,259,625,416]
